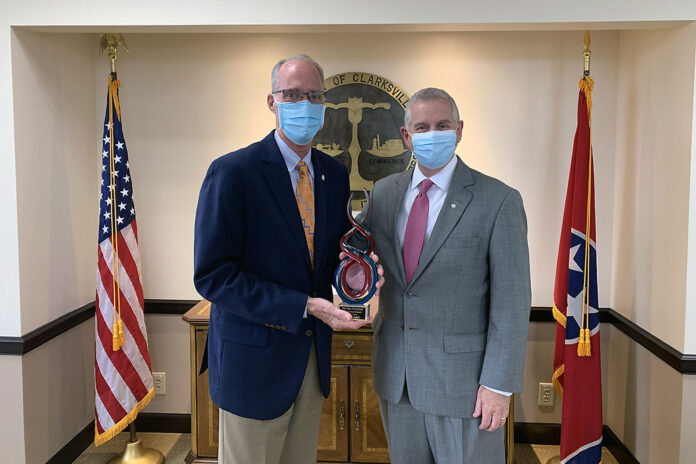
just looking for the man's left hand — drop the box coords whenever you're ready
[472,385,510,432]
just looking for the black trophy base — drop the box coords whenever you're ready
[339,303,371,321]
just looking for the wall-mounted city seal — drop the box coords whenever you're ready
[314,72,414,208]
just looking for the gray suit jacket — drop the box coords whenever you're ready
[367,158,531,418]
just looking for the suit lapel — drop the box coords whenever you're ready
[389,170,413,289]
[311,148,328,272]
[260,131,313,273]
[408,159,475,286]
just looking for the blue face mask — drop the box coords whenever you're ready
[277,100,326,145]
[410,130,457,170]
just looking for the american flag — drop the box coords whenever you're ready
[94,77,154,446]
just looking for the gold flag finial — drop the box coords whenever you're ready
[583,31,591,78]
[99,33,129,75]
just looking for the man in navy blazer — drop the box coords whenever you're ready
[194,55,374,464]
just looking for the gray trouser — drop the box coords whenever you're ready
[218,343,323,464]
[379,389,504,464]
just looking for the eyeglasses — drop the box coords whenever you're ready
[272,88,326,104]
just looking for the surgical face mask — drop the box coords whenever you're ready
[276,99,326,145]
[410,130,457,170]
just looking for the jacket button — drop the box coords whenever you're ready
[312,292,318,297]
[305,329,313,336]
[406,291,413,298]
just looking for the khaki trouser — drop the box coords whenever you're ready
[218,343,323,464]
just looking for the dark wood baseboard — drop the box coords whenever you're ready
[54,418,640,464]
[46,420,94,464]
[2,301,694,376]
[144,299,200,315]
[529,306,696,375]
[514,422,640,464]
[514,421,561,445]
[0,302,95,355]
[0,300,198,355]
[46,413,190,463]
[603,425,640,464]
[135,412,191,433]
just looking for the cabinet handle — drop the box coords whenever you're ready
[339,399,345,430]
[354,400,360,430]
[343,339,355,348]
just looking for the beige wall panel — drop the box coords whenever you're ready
[11,30,98,334]
[21,319,94,464]
[0,356,26,462]
[605,327,684,463]
[145,314,191,414]
[108,31,618,306]
[679,375,696,464]
[612,25,696,352]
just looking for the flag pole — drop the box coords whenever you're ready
[99,32,165,464]
[544,30,594,464]
[583,30,591,79]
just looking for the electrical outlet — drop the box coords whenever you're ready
[538,382,554,407]
[153,372,166,395]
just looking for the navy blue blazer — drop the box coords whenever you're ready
[193,130,350,420]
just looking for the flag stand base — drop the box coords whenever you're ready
[106,423,165,464]
[106,440,165,464]
[545,456,561,464]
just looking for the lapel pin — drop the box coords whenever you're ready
[451,203,456,208]
[321,174,325,181]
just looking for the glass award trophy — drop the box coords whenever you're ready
[334,189,378,320]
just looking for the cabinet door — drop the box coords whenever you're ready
[350,367,390,463]
[317,366,349,461]
[193,327,219,457]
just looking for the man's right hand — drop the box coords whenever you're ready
[306,297,374,331]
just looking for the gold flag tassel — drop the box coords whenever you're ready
[577,32,594,357]
[108,76,125,352]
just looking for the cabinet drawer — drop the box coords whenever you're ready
[332,333,373,364]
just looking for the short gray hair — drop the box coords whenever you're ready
[271,54,325,91]
[404,87,460,129]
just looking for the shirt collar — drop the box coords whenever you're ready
[274,130,314,178]
[410,154,458,193]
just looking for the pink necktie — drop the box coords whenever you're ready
[402,179,434,284]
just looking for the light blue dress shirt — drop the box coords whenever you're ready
[275,131,313,318]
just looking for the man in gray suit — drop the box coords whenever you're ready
[364,87,531,463]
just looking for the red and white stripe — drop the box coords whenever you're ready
[94,220,153,438]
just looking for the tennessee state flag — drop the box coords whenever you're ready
[552,75,603,463]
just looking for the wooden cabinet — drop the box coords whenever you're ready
[183,300,513,464]
[183,300,389,464]
[183,301,218,463]
[317,367,349,461]
[317,327,390,463]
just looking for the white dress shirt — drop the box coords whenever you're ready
[398,155,511,398]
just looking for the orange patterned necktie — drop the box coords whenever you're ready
[295,161,315,266]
